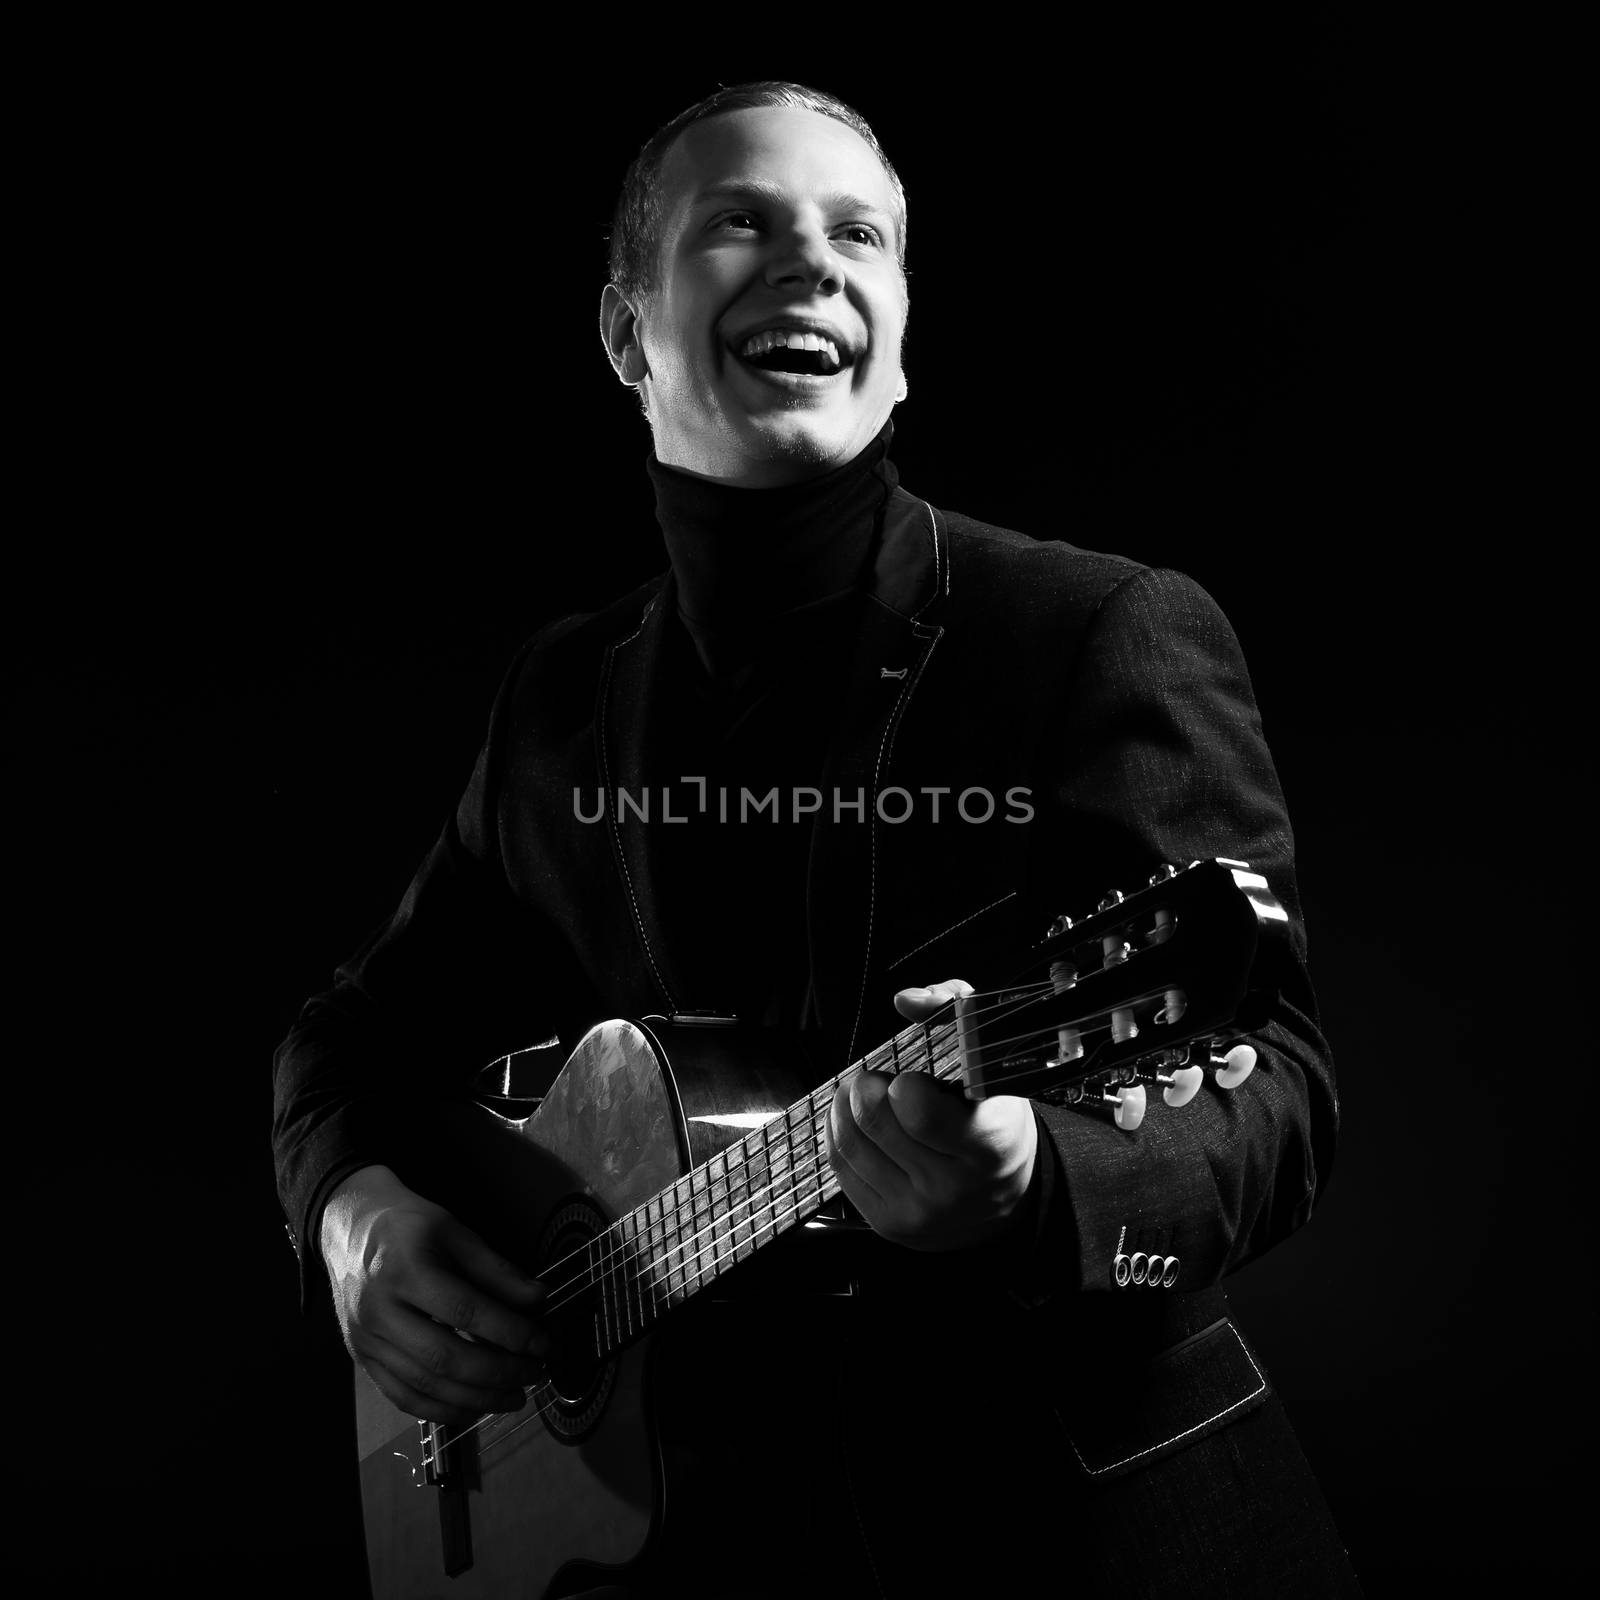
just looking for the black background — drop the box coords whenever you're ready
[16,16,1581,1595]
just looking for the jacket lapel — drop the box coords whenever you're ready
[594,579,689,1013]
[807,491,950,1066]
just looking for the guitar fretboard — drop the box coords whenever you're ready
[567,1015,963,1360]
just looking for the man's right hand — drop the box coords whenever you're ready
[319,1164,549,1425]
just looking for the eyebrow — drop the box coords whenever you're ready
[692,180,896,232]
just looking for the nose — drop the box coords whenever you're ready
[766,219,842,295]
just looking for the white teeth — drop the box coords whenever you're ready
[737,328,845,369]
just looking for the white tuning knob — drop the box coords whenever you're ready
[1213,1044,1258,1089]
[1111,1083,1147,1131]
[1161,1065,1204,1107]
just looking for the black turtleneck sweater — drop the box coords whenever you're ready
[643,424,898,1032]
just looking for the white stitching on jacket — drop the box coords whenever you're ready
[1056,1323,1267,1477]
[597,608,677,1011]
[846,620,944,1063]
[908,499,945,619]
[845,499,948,1059]
[886,890,1017,972]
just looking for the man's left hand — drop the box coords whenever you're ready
[825,979,1038,1251]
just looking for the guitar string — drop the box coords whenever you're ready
[530,1011,1082,1330]
[437,1025,994,1457]
[429,981,1178,1456]
[519,973,1097,1308]
[484,988,1042,1312]
[438,1151,842,1464]
[520,998,1144,1326]
[435,930,1155,1365]
[458,1148,858,1466]
[518,1004,1047,1322]
[409,911,1205,1461]
[438,1011,1177,1472]
[435,1062,950,1461]
[461,1016,1146,1468]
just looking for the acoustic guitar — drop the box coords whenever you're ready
[354,858,1286,1597]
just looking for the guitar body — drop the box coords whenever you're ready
[355,1018,816,1600]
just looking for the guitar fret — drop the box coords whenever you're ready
[632,1199,651,1316]
[725,1140,751,1262]
[665,1176,687,1305]
[679,1172,697,1302]
[619,1215,637,1340]
[691,1161,708,1293]
[634,1208,652,1329]
[645,1194,666,1314]
[762,1119,782,1243]
[707,1149,731,1283]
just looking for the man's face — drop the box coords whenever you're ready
[624,105,908,486]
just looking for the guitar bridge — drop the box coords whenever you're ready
[415,1420,474,1576]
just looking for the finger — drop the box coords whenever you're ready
[826,1087,891,1210]
[441,1221,545,1311]
[894,978,975,1020]
[824,1106,893,1231]
[360,1349,508,1428]
[380,1301,544,1393]
[431,1221,546,1349]
[360,1359,467,1426]
[830,1076,919,1190]
[845,1070,961,1174]
[362,1325,531,1420]
[885,1070,986,1158]
[406,1253,546,1356]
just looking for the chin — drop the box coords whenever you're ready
[738,409,871,470]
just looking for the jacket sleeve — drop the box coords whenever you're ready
[270,637,572,1307]
[1012,564,1337,1303]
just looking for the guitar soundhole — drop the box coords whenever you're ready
[538,1197,620,1444]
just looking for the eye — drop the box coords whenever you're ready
[836,223,883,248]
[712,211,760,232]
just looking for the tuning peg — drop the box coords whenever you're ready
[1108,1083,1146,1130]
[1147,863,1178,884]
[1160,1065,1204,1107]
[1098,889,1126,910]
[1211,1043,1258,1089]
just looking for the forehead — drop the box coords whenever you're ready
[658,105,898,235]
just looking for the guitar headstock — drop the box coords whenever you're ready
[949,859,1288,1127]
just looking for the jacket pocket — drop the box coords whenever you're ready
[1051,1317,1271,1481]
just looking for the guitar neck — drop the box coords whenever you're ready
[570,1017,959,1360]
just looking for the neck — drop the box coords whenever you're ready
[647,421,897,637]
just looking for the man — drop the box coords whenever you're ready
[276,83,1361,1597]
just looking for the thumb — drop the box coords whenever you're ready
[441,1219,544,1306]
[894,977,975,1020]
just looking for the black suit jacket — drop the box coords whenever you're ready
[273,486,1342,1557]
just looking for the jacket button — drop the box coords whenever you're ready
[1161,1256,1179,1287]
[1130,1251,1149,1285]
[1112,1253,1131,1288]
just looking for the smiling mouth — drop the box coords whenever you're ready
[730,329,852,378]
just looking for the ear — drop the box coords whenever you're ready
[895,375,909,404]
[599,284,650,386]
